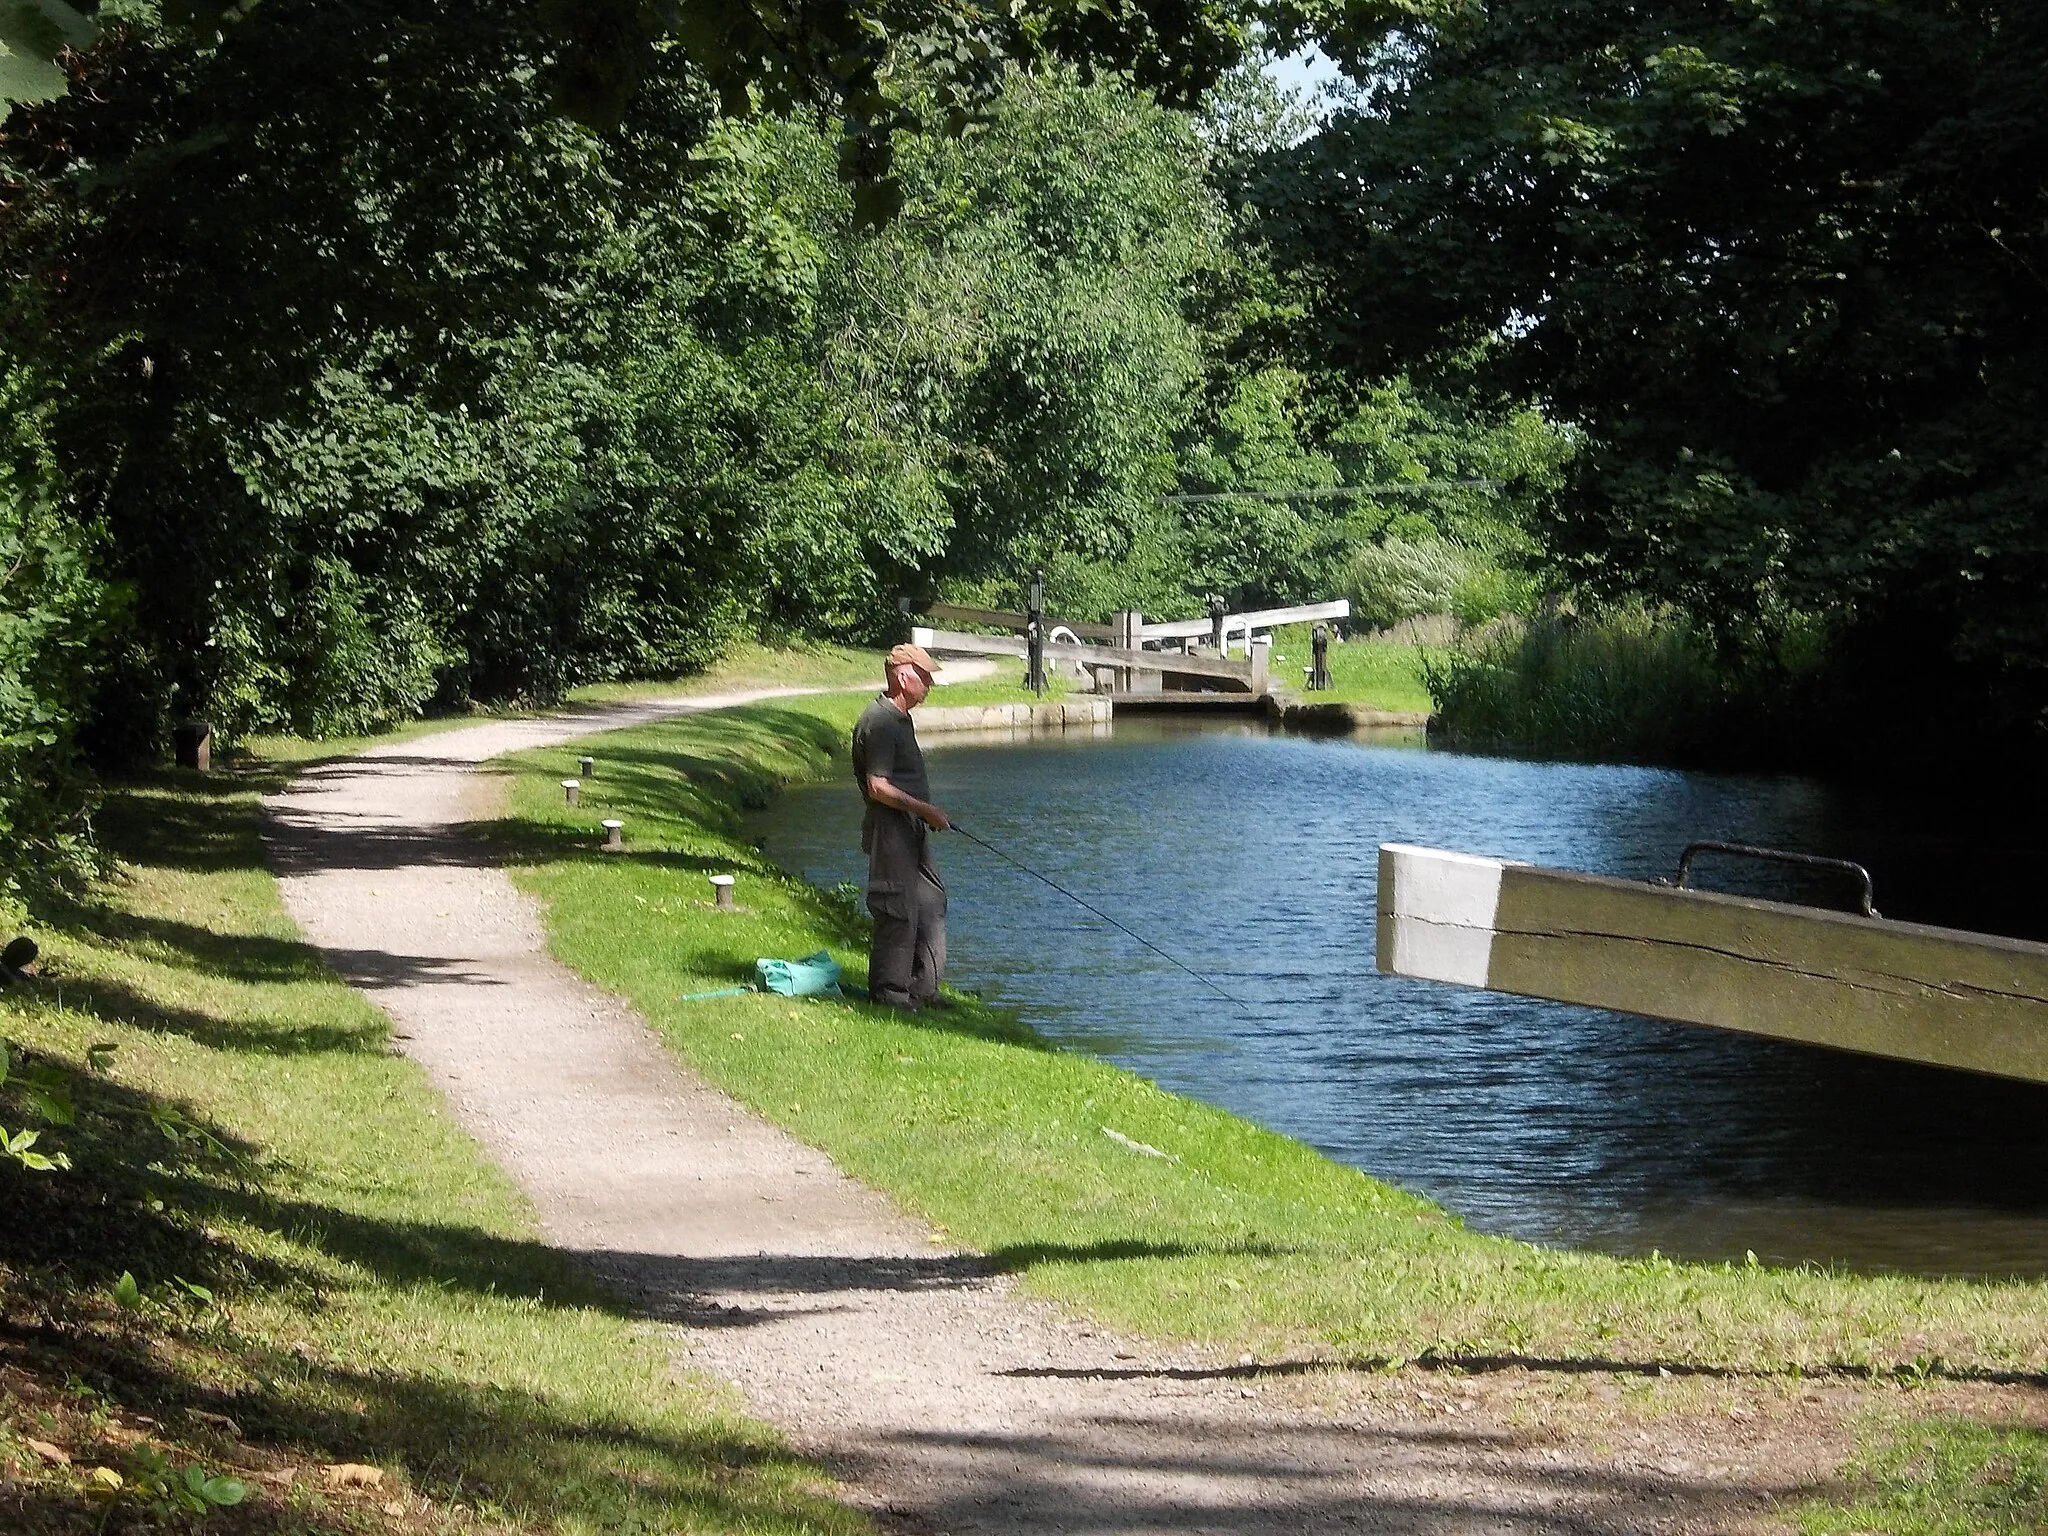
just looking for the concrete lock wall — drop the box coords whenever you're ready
[918,699,1114,734]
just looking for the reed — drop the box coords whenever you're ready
[1426,606,1750,764]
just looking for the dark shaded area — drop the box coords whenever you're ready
[1256,0,2048,784]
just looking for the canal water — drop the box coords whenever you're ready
[755,716,2048,1278]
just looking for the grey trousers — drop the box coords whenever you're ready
[867,845,947,1009]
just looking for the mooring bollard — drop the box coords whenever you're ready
[561,778,581,806]
[710,874,736,911]
[580,755,595,778]
[601,818,624,853]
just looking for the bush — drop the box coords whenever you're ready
[1,376,111,906]
[1344,537,1529,631]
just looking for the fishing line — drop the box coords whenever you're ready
[948,823,1253,1012]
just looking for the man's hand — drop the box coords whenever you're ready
[866,774,950,833]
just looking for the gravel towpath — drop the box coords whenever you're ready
[265,688,1841,1536]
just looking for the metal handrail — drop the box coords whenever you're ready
[1669,841,1881,919]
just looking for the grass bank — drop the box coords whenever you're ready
[1,772,861,1533]
[1267,626,1438,713]
[491,695,2048,1381]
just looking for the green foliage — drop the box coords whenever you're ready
[819,68,1231,616]
[1162,370,1569,623]
[1170,367,1342,608]
[0,0,1269,230]
[114,1450,249,1518]
[1347,539,1482,630]
[1264,0,2048,755]
[0,365,108,899]
[2,6,915,737]
[7,17,1322,751]
[2,1124,69,1171]
[0,0,93,105]
[1,1041,74,1169]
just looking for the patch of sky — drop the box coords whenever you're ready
[1264,44,1344,105]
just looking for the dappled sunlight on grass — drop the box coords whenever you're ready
[1,768,867,1536]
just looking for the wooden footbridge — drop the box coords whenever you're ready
[1378,841,2048,1086]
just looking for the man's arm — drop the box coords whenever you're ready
[866,774,951,832]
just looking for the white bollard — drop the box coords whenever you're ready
[601,818,624,853]
[710,874,736,911]
[561,778,581,806]
[580,755,595,778]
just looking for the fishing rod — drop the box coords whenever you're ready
[948,823,1254,1012]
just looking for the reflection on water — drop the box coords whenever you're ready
[756,717,2048,1277]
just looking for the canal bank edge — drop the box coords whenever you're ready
[917,698,1112,733]
[917,695,1430,735]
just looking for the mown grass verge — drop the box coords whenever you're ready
[1266,626,1438,713]
[490,695,2048,1384]
[1802,1412,2048,1534]
[1,763,863,1536]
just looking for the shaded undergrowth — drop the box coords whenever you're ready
[1425,608,1761,765]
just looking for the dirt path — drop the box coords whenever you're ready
[264,686,1849,1535]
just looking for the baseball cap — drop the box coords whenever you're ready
[887,641,937,677]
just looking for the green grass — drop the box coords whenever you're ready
[1804,1414,2048,1534]
[1266,626,1440,712]
[1,764,863,1536]
[566,641,888,704]
[236,640,895,768]
[493,695,2048,1380]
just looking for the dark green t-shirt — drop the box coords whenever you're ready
[852,696,929,853]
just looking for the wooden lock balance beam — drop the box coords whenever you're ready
[1376,843,2048,1085]
[911,627,1265,691]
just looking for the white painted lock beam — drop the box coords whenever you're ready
[1376,842,2048,1085]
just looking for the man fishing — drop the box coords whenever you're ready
[852,643,951,1009]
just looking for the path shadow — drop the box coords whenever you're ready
[33,898,350,989]
[314,947,511,993]
[983,1238,1304,1269]
[812,1415,1836,1536]
[263,806,509,876]
[92,767,290,873]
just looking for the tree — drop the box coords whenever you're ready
[1,4,917,734]
[810,68,1235,617]
[1258,0,2048,743]
[3,0,1265,224]
[2,16,1285,736]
